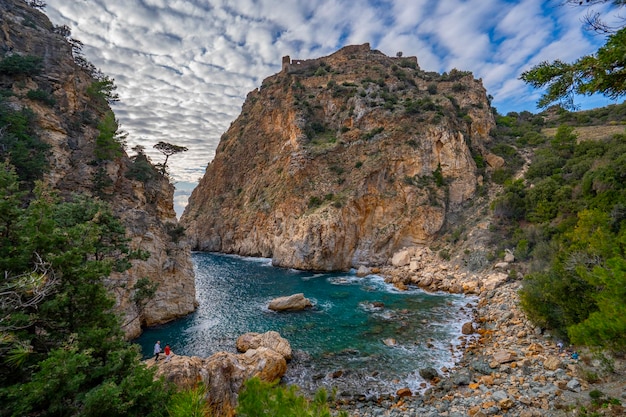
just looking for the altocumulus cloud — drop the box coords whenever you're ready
[44,0,618,189]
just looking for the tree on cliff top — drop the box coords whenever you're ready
[154,141,188,175]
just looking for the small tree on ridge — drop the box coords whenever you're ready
[153,141,188,174]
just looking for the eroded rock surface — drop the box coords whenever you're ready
[182,43,496,271]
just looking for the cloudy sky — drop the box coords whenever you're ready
[42,0,621,215]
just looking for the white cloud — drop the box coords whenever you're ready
[43,0,618,189]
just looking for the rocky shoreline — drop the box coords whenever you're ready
[147,246,624,417]
[333,248,626,417]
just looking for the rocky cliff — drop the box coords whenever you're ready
[0,0,195,338]
[182,43,499,270]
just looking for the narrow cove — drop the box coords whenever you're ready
[136,252,476,396]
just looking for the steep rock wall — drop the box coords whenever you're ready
[0,0,195,338]
[182,44,497,270]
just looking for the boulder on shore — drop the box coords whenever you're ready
[419,367,440,381]
[462,322,475,335]
[268,293,312,311]
[148,331,290,417]
[236,331,292,360]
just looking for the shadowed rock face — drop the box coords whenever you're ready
[182,43,496,271]
[0,0,196,338]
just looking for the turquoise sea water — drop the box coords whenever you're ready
[136,252,475,396]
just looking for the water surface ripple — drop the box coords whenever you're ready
[136,252,475,396]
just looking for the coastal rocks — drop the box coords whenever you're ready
[382,338,397,347]
[482,272,508,291]
[419,367,439,381]
[566,378,581,392]
[381,246,505,296]
[268,293,312,311]
[542,355,562,371]
[236,331,292,360]
[462,322,475,335]
[356,265,371,277]
[492,350,517,364]
[391,249,411,267]
[150,331,290,417]
[396,387,413,398]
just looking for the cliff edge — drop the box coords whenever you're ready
[182,43,499,270]
[0,0,195,338]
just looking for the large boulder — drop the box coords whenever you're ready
[419,367,439,381]
[203,348,287,417]
[391,249,411,267]
[483,272,508,291]
[236,331,292,360]
[268,293,312,311]
[150,331,291,417]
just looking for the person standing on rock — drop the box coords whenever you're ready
[154,340,161,361]
[164,344,171,362]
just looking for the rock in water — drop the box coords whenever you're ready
[383,338,397,347]
[268,293,312,311]
[462,321,475,335]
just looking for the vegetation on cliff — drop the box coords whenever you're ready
[0,164,172,416]
[0,1,198,414]
[490,103,626,351]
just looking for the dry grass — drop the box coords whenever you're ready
[542,124,626,142]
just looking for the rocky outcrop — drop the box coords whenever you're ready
[0,0,195,338]
[182,43,497,271]
[150,331,292,417]
[236,331,293,360]
[268,293,313,312]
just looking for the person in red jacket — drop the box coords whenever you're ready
[164,344,171,362]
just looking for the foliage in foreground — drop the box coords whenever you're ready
[167,383,212,417]
[236,377,347,417]
[521,26,626,109]
[0,163,171,417]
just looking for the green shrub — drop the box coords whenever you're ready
[452,83,468,92]
[26,89,56,106]
[308,196,322,208]
[95,111,125,161]
[165,222,186,243]
[168,383,211,417]
[0,98,49,183]
[126,152,157,182]
[236,377,347,417]
[399,59,417,69]
[363,127,384,140]
[87,76,119,107]
[0,54,42,76]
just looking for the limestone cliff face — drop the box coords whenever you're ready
[183,44,497,271]
[0,0,195,338]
